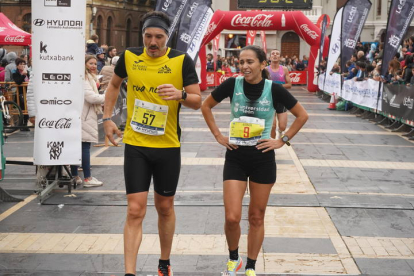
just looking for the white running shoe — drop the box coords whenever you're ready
[74,176,82,185]
[83,177,103,187]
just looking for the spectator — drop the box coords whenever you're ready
[401,52,412,68]
[295,59,305,71]
[105,46,117,66]
[0,48,6,61]
[221,61,232,73]
[408,36,414,52]
[376,43,384,61]
[86,34,99,55]
[366,64,375,78]
[344,61,356,79]
[302,55,308,68]
[403,55,414,83]
[409,67,414,86]
[367,44,377,63]
[96,48,106,73]
[216,54,222,70]
[206,53,214,72]
[12,58,30,130]
[383,59,401,83]
[355,41,364,52]
[0,59,7,82]
[229,61,237,73]
[353,61,367,81]
[99,56,119,92]
[4,52,17,82]
[373,64,381,81]
[400,47,408,61]
[71,55,105,187]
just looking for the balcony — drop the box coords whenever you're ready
[302,6,323,23]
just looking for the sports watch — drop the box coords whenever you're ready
[181,89,187,101]
[281,135,291,146]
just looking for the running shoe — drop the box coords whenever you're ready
[245,268,256,276]
[223,257,243,276]
[83,177,103,187]
[158,265,173,276]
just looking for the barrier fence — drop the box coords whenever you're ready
[318,73,414,128]
[0,82,28,115]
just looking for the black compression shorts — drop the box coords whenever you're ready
[124,144,181,196]
[223,146,276,184]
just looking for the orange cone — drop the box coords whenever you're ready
[328,92,336,110]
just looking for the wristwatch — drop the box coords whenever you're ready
[181,90,187,101]
[281,135,291,146]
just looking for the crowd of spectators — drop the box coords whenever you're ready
[321,36,414,86]
[206,52,309,73]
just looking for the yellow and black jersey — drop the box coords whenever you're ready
[114,47,198,148]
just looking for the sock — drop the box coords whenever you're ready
[245,257,256,270]
[159,259,170,267]
[229,247,239,261]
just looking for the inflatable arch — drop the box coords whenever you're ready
[199,10,329,92]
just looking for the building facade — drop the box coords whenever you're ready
[0,0,154,55]
[210,0,413,60]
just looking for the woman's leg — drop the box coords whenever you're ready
[247,181,273,260]
[70,165,78,177]
[82,142,91,179]
[223,180,247,252]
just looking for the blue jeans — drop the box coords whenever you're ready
[71,142,91,179]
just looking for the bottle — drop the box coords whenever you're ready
[281,14,286,27]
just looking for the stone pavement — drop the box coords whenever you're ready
[0,87,414,275]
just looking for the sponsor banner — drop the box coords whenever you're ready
[32,0,85,165]
[318,73,325,90]
[380,0,414,77]
[340,0,371,73]
[317,15,328,72]
[156,0,188,45]
[206,71,306,87]
[246,30,257,46]
[382,84,414,120]
[181,6,214,60]
[324,7,343,91]
[342,79,381,110]
[260,31,267,54]
[323,73,342,96]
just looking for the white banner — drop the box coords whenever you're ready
[187,8,214,60]
[323,73,342,96]
[342,79,382,111]
[32,0,85,165]
[318,73,325,90]
[324,7,343,90]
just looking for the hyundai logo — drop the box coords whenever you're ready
[33,19,45,26]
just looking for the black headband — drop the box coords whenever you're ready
[142,16,170,35]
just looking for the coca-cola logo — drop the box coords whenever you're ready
[289,73,302,83]
[5,35,25,43]
[38,118,72,129]
[231,14,274,28]
[206,74,215,84]
[205,22,218,38]
[219,73,243,84]
[300,24,319,40]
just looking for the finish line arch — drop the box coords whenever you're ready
[199,10,329,92]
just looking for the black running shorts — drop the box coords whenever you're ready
[124,144,181,196]
[223,146,276,184]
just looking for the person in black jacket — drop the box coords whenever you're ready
[12,58,29,130]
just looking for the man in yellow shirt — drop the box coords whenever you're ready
[103,11,201,276]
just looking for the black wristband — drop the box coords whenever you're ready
[102,117,111,122]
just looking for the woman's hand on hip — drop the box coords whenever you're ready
[256,139,284,152]
[215,134,238,150]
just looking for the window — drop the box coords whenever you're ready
[107,17,113,46]
[22,13,31,33]
[126,18,132,48]
[96,15,103,40]
[377,0,382,16]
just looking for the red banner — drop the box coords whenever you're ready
[246,30,257,45]
[206,71,307,87]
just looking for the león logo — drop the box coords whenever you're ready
[47,141,64,160]
[42,73,71,84]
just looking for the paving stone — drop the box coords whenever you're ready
[318,194,413,209]
[355,258,414,275]
[262,237,336,254]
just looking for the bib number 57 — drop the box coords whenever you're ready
[142,113,155,125]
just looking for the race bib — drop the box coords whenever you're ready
[131,99,168,136]
[229,116,265,146]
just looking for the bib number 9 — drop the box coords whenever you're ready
[243,127,250,138]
